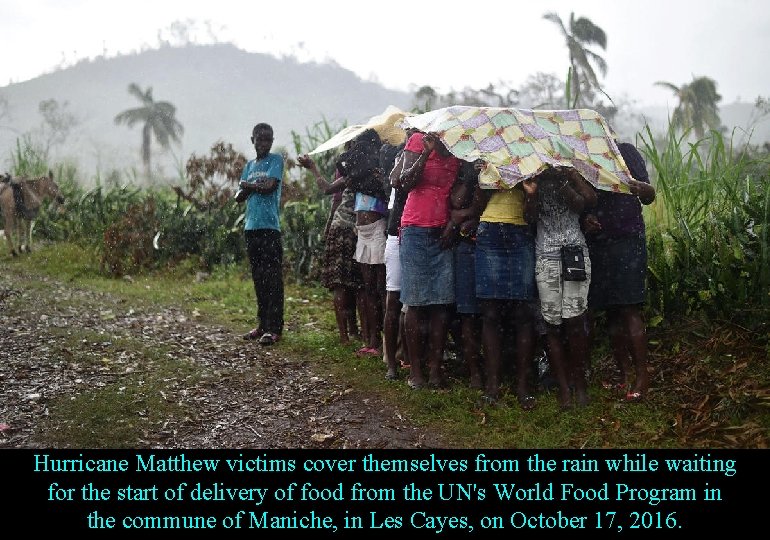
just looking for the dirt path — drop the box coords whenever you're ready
[0,273,445,449]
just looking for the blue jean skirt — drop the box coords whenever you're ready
[475,221,536,301]
[454,240,479,314]
[399,226,455,306]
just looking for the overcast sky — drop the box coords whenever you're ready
[2,0,768,109]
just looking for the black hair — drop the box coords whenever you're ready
[252,123,273,136]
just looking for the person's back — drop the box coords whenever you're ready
[397,131,462,389]
[524,167,597,409]
[338,129,389,356]
[584,141,656,401]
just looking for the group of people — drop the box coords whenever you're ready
[236,120,656,412]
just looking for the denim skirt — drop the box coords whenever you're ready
[475,221,536,301]
[454,240,479,314]
[399,226,455,306]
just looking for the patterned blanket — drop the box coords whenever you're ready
[309,105,412,155]
[403,106,633,192]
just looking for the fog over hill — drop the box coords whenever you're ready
[1,43,767,183]
[0,43,412,180]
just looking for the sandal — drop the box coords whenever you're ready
[242,327,264,341]
[602,380,628,392]
[258,332,280,346]
[356,347,381,357]
[517,395,537,411]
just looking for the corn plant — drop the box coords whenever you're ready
[10,136,48,176]
[278,118,347,282]
[640,125,770,323]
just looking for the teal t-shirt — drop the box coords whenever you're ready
[240,153,284,231]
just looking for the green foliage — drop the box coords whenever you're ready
[641,125,770,323]
[280,118,349,282]
[10,135,48,176]
[155,196,246,270]
[281,200,327,281]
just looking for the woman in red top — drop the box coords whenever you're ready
[395,131,462,389]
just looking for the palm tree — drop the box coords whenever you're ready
[114,83,184,177]
[543,11,608,107]
[654,76,722,139]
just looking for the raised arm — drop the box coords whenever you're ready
[297,154,347,195]
[558,169,597,214]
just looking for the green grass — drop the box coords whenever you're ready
[3,241,767,448]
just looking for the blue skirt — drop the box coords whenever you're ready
[399,226,455,306]
[454,240,479,314]
[475,221,536,301]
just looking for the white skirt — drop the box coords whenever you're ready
[354,219,387,265]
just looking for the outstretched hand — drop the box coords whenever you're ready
[296,154,316,170]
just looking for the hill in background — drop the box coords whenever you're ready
[1,43,768,182]
[0,43,412,180]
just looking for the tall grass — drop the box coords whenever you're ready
[640,125,770,323]
[10,135,48,176]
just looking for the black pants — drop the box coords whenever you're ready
[245,229,284,335]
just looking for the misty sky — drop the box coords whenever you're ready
[2,0,769,109]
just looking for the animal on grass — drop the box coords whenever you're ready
[0,170,65,256]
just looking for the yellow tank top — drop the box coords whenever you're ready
[480,187,527,225]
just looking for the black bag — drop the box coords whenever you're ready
[561,244,587,281]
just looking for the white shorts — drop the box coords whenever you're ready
[535,254,592,325]
[354,219,387,265]
[384,234,401,291]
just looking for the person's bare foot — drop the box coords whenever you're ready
[408,378,424,390]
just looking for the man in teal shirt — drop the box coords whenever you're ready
[236,122,284,345]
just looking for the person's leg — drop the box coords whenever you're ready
[360,263,382,352]
[480,299,503,400]
[561,250,592,404]
[344,287,360,339]
[565,313,590,407]
[461,314,483,390]
[544,324,571,409]
[536,256,570,408]
[513,301,536,409]
[383,290,402,379]
[332,286,351,344]
[404,306,426,388]
[606,306,631,389]
[426,305,450,387]
[398,309,410,367]
[375,263,386,348]
[621,305,649,399]
[245,230,268,333]
[355,289,367,343]
[260,230,284,338]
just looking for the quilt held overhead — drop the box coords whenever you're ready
[403,106,634,192]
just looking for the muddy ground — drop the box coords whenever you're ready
[0,275,446,449]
